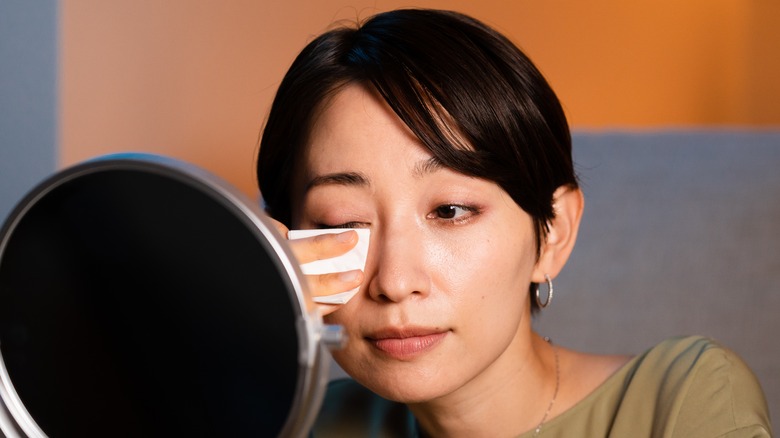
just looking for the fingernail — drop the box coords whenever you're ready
[338,270,361,282]
[335,230,356,243]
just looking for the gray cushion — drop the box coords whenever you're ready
[536,131,780,423]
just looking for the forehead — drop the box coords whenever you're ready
[302,84,430,173]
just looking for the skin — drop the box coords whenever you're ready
[278,84,629,437]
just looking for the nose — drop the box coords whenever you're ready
[365,223,431,303]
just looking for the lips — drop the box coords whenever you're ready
[366,327,449,360]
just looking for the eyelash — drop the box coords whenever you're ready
[315,221,366,229]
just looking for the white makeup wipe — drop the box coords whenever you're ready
[287,228,370,305]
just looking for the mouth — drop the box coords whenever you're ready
[365,327,449,360]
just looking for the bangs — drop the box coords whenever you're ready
[343,21,504,181]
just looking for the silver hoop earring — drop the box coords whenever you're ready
[536,274,554,309]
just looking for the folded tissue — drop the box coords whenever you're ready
[287,228,370,305]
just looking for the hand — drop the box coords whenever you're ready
[270,219,365,316]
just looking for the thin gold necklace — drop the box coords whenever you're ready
[533,337,560,436]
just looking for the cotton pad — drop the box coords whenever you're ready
[287,228,370,305]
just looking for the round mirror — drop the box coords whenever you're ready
[0,154,334,437]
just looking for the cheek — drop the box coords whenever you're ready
[322,306,375,377]
[428,229,536,354]
[428,230,535,302]
[322,303,364,350]
[322,305,352,331]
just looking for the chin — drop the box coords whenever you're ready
[335,356,454,403]
[361,377,445,404]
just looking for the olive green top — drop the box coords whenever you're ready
[312,336,772,437]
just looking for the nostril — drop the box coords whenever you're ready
[377,293,394,303]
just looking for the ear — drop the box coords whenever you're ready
[531,186,584,283]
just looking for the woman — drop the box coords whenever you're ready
[257,9,771,437]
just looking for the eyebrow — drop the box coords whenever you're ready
[304,171,369,193]
[304,157,445,193]
[412,156,445,178]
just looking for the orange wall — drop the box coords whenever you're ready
[60,0,780,197]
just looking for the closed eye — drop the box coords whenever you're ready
[315,221,369,229]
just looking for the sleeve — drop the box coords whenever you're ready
[668,338,772,438]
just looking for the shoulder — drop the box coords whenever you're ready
[542,336,772,437]
[310,379,417,438]
[623,336,772,437]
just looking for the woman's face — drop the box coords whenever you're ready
[291,84,539,403]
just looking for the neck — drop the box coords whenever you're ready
[407,333,559,438]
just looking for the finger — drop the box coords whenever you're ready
[267,217,290,238]
[288,230,359,265]
[311,269,364,316]
[317,303,341,316]
[309,269,364,299]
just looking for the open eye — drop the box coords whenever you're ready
[428,204,479,222]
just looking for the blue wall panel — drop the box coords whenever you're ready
[0,1,58,224]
